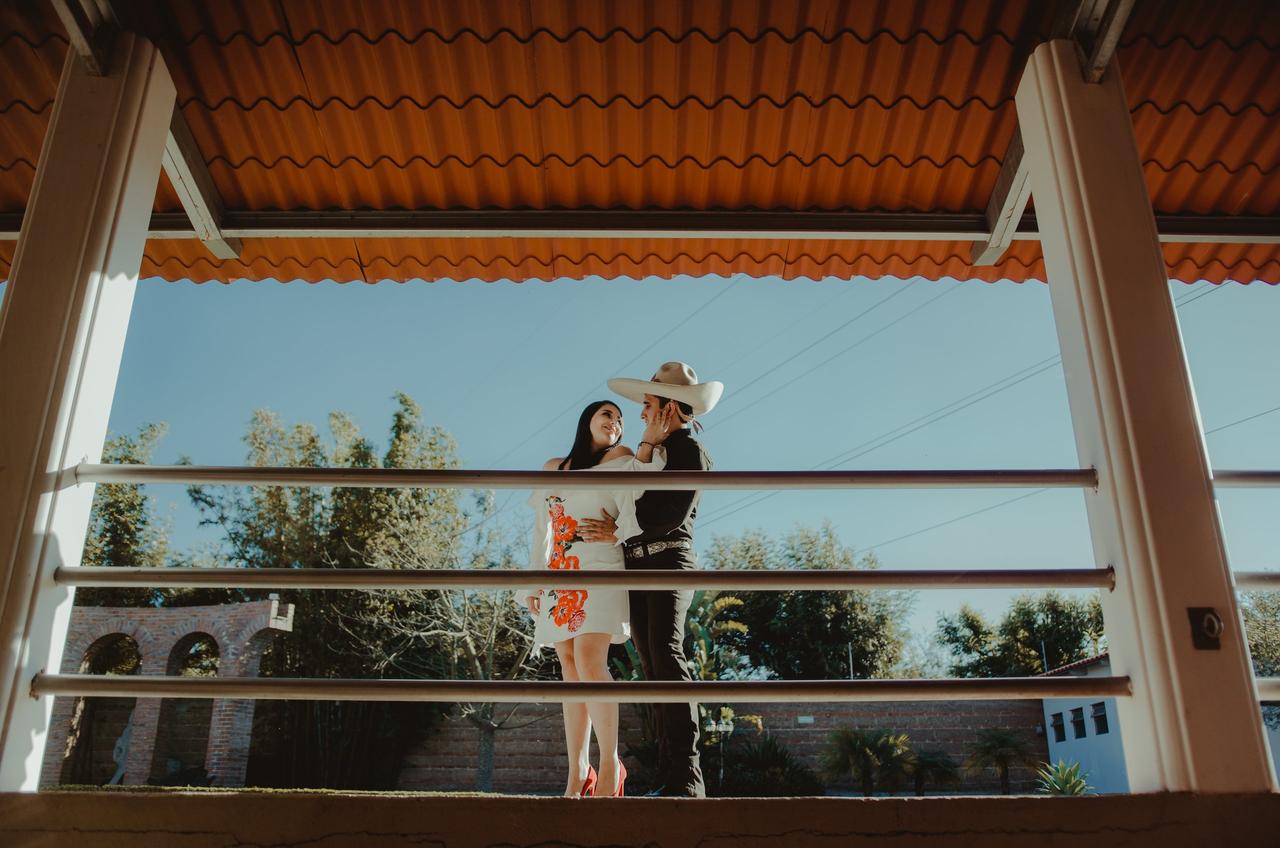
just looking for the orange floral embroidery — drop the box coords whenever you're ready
[552,590,588,628]
[545,495,588,632]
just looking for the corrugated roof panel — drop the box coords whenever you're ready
[170,4,1038,212]
[134,238,1279,287]
[1,1,1276,285]
[143,237,366,283]
[1163,243,1280,285]
[0,10,61,214]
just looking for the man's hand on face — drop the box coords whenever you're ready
[578,509,618,543]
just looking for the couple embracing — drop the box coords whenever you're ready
[523,361,722,798]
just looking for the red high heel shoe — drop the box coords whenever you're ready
[579,765,598,797]
[610,762,627,797]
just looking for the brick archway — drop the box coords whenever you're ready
[41,599,293,787]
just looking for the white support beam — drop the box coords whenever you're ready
[47,0,239,260]
[1019,39,1274,792]
[0,32,174,791]
[161,106,242,260]
[970,128,1031,266]
[47,0,117,76]
[972,0,1138,267]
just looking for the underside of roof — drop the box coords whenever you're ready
[1,1,1277,285]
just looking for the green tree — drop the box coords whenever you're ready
[937,591,1105,677]
[964,728,1039,795]
[1241,591,1280,729]
[347,505,544,792]
[186,395,483,789]
[78,423,170,607]
[821,728,913,796]
[907,749,960,796]
[707,522,911,680]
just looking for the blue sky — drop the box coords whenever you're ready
[11,271,1277,652]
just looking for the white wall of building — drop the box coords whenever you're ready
[1040,658,1129,794]
[1041,694,1129,794]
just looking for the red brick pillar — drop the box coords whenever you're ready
[122,652,167,784]
[204,651,262,787]
[38,696,77,787]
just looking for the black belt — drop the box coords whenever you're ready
[624,539,692,560]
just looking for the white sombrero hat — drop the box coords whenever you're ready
[608,361,724,416]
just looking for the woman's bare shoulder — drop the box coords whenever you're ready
[602,445,635,461]
[542,457,565,471]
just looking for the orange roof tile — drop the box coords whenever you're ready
[1,0,1277,284]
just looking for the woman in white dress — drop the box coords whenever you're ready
[525,400,658,797]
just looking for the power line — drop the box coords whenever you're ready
[709,281,920,416]
[1174,283,1226,308]
[707,282,858,382]
[864,489,1050,551]
[860,399,1280,552]
[1205,403,1280,436]
[483,279,739,468]
[713,283,961,430]
[454,490,518,541]
[699,356,1064,527]
[700,278,1233,533]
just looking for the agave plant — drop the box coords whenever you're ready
[1036,759,1094,795]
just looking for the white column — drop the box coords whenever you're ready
[0,33,174,791]
[1017,39,1274,792]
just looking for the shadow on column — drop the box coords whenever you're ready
[149,632,219,786]
[59,633,141,786]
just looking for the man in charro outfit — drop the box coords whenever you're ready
[580,361,723,798]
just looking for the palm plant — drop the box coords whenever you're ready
[964,728,1040,795]
[821,728,914,796]
[908,749,961,796]
[686,590,749,682]
[1036,759,1093,795]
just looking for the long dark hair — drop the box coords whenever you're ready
[559,400,622,470]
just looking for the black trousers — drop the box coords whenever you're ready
[626,548,705,797]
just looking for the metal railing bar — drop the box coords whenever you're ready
[30,674,1133,703]
[71,464,1099,490]
[1259,679,1280,701]
[1213,471,1280,488]
[54,566,1116,591]
[1234,571,1280,589]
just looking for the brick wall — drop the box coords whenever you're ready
[398,698,1048,795]
[42,600,293,788]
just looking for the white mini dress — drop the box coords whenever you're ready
[525,452,664,648]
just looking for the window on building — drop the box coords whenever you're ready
[1092,701,1109,735]
[1051,712,1066,743]
[1071,707,1087,738]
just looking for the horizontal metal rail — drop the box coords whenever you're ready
[30,674,1133,704]
[1234,571,1280,590]
[72,464,1098,490]
[1259,679,1280,701]
[2,210,1276,244]
[1212,471,1280,488]
[54,566,1116,591]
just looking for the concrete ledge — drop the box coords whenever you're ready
[2,790,1278,847]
